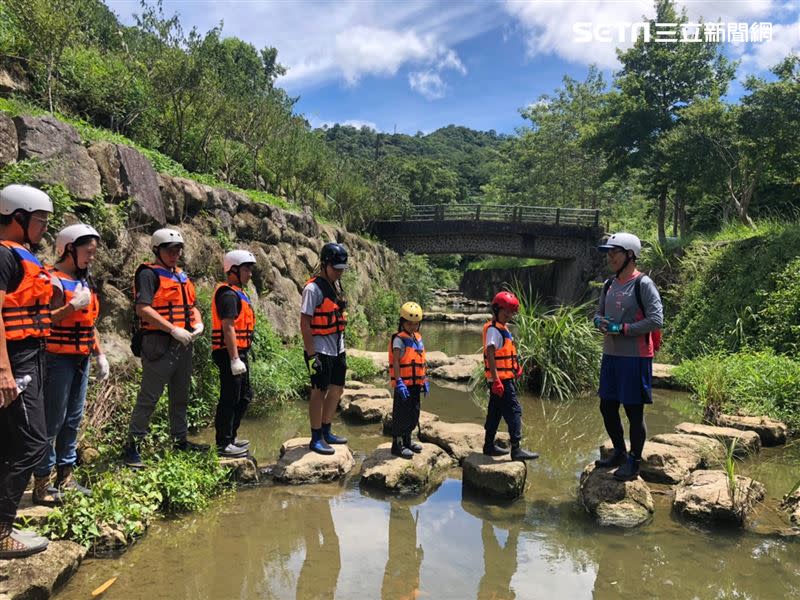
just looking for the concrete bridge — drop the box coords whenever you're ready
[371,204,605,303]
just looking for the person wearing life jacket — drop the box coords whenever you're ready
[388,301,429,459]
[482,291,538,461]
[0,184,53,559]
[212,250,257,458]
[32,224,107,506]
[300,242,349,455]
[122,228,206,468]
[594,232,663,481]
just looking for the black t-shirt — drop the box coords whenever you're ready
[134,268,159,305]
[215,287,240,320]
[0,246,23,293]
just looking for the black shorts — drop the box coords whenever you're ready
[310,352,347,390]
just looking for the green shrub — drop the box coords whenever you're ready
[347,354,380,382]
[513,286,601,399]
[755,256,800,356]
[673,350,800,431]
[397,253,436,308]
[364,287,401,335]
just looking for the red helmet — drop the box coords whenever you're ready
[492,291,520,312]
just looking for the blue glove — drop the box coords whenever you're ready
[396,378,410,400]
[606,321,622,334]
[593,316,605,330]
[423,379,430,396]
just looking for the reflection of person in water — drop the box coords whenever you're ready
[296,497,342,600]
[478,521,519,600]
[382,502,423,600]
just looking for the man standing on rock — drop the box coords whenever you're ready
[594,232,663,481]
[0,184,53,558]
[300,242,349,455]
[122,228,207,468]
[211,250,257,458]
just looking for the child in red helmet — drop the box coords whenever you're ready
[482,291,538,461]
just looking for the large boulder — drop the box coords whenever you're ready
[360,442,454,494]
[341,395,393,423]
[419,420,509,464]
[382,410,439,435]
[0,540,86,599]
[272,438,355,484]
[0,112,18,168]
[0,61,30,96]
[673,469,766,525]
[674,423,761,457]
[158,174,208,221]
[462,453,527,500]
[782,490,800,526]
[600,440,702,484]
[14,114,101,200]
[714,414,788,447]
[579,463,654,528]
[650,433,726,468]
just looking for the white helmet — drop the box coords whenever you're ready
[223,249,256,273]
[56,223,100,256]
[151,228,185,248]
[598,232,641,259]
[0,184,53,215]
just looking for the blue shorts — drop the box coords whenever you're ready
[598,355,653,405]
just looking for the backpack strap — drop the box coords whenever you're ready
[634,275,646,316]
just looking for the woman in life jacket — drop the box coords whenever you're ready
[32,224,106,506]
[388,301,428,459]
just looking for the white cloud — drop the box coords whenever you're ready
[503,0,782,69]
[409,70,447,100]
[313,118,380,131]
[737,18,800,72]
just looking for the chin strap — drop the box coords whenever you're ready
[615,252,634,278]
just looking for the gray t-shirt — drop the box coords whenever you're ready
[301,280,345,356]
[595,272,663,358]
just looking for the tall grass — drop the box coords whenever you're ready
[511,285,601,400]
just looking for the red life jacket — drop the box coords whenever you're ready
[46,268,99,355]
[134,263,196,331]
[388,331,427,387]
[0,240,52,341]
[482,320,519,381]
[211,283,255,351]
[305,276,346,337]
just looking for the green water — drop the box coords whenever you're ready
[362,321,485,356]
[56,380,800,600]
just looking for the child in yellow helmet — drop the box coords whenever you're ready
[387,302,429,458]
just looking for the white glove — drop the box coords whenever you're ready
[95,353,110,380]
[191,322,205,339]
[170,327,193,346]
[230,358,247,376]
[69,283,92,310]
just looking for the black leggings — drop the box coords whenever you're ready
[600,399,646,458]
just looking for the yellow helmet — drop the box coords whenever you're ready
[400,301,423,322]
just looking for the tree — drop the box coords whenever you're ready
[593,0,735,242]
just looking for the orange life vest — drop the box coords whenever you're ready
[134,263,196,331]
[0,240,52,341]
[211,283,255,351]
[305,276,346,337]
[483,320,519,381]
[388,331,427,387]
[46,268,99,355]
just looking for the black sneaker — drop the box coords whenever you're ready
[122,443,145,469]
[403,436,422,453]
[613,455,641,481]
[174,439,210,453]
[391,438,413,459]
[596,449,628,468]
[510,445,539,461]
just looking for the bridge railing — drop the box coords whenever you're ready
[381,204,600,227]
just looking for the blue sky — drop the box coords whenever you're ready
[108,1,799,135]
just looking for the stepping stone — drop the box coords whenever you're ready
[650,433,726,468]
[14,490,54,528]
[346,349,388,372]
[272,438,355,484]
[341,395,393,423]
[219,456,259,484]
[579,463,654,528]
[345,380,372,389]
[360,443,455,494]
[673,470,766,525]
[0,540,86,598]
[428,354,481,382]
[781,490,800,527]
[340,387,390,412]
[462,453,527,500]
[674,423,761,457]
[382,410,440,435]
[714,414,788,446]
[600,440,702,484]
[419,420,509,465]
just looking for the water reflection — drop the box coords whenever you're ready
[381,502,423,600]
[477,521,519,600]
[296,497,341,600]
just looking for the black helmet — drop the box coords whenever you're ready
[320,242,349,270]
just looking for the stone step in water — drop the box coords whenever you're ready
[360,443,455,495]
[714,414,788,446]
[339,387,391,412]
[649,433,726,468]
[462,453,527,500]
[673,470,766,525]
[579,463,654,528]
[341,394,393,423]
[599,440,703,484]
[0,540,87,599]
[419,420,509,465]
[272,438,355,484]
[674,423,761,457]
